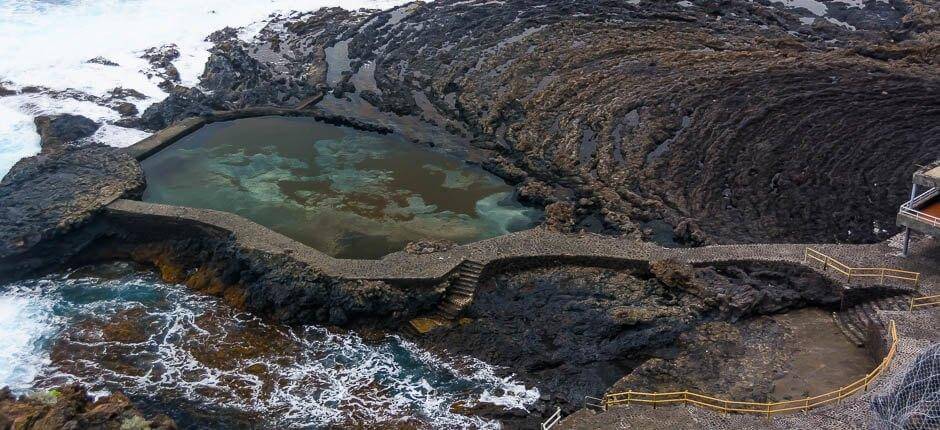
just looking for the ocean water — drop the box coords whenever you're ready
[0,263,538,429]
[0,0,411,178]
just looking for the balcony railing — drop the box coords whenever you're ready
[899,187,940,229]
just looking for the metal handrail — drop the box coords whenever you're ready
[910,294,940,311]
[541,407,562,430]
[803,248,920,287]
[602,321,899,417]
[900,206,940,228]
[902,187,939,210]
[899,188,940,228]
[584,395,606,411]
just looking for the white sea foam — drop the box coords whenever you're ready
[771,0,828,16]
[3,269,537,428]
[0,0,412,178]
[0,282,61,394]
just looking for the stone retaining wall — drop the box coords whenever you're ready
[104,199,930,299]
[122,102,395,162]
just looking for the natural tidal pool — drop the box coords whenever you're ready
[0,263,538,429]
[141,116,540,259]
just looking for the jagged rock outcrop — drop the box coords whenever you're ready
[33,114,100,151]
[0,145,144,280]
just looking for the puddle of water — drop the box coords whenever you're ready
[0,263,539,429]
[141,116,540,258]
[641,219,684,248]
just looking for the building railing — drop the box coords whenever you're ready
[803,248,920,288]
[910,294,940,311]
[601,320,899,417]
[899,187,940,229]
[540,407,562,430]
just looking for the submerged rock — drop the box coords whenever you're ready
[86,56,120,67]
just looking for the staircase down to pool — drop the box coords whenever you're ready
[436,259,484,320]
[832,293,913,346]
[406,259,484,335]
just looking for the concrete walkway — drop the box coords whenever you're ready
[105,199,937,297]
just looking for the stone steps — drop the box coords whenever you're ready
[833,292,913,347]
[833,311,866,346]
[434,259,484,321]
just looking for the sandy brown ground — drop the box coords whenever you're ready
[770,308,874,401]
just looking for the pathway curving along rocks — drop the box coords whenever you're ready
[104,199,937,297]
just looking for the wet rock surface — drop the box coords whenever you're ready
[415,261,841,417]
[0,145,144,280]
[0,385,176,430]
[32,114,100,151]
[139,0,940,245]
[71,226,437,329]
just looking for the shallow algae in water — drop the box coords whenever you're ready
[141,116,540,259]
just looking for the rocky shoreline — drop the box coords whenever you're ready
[0,385,176,430]
[1,0,938,428]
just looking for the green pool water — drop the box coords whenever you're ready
[141,116,540,259]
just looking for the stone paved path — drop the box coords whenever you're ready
[106,199,940,297]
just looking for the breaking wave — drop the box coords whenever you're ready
[0,0,411,177]
[0,263,537,429]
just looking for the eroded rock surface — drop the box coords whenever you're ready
[0,145,144,280]
[71,225,438,328]
[415,261,839,415]
[33,114,100,151]
[138,0,940,246]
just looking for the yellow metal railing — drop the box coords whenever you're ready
[603,320,899,417]
[803,248,920,288]
[910,294,940,311]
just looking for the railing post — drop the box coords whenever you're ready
[910,296,915,312]
[880,268,885,284]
